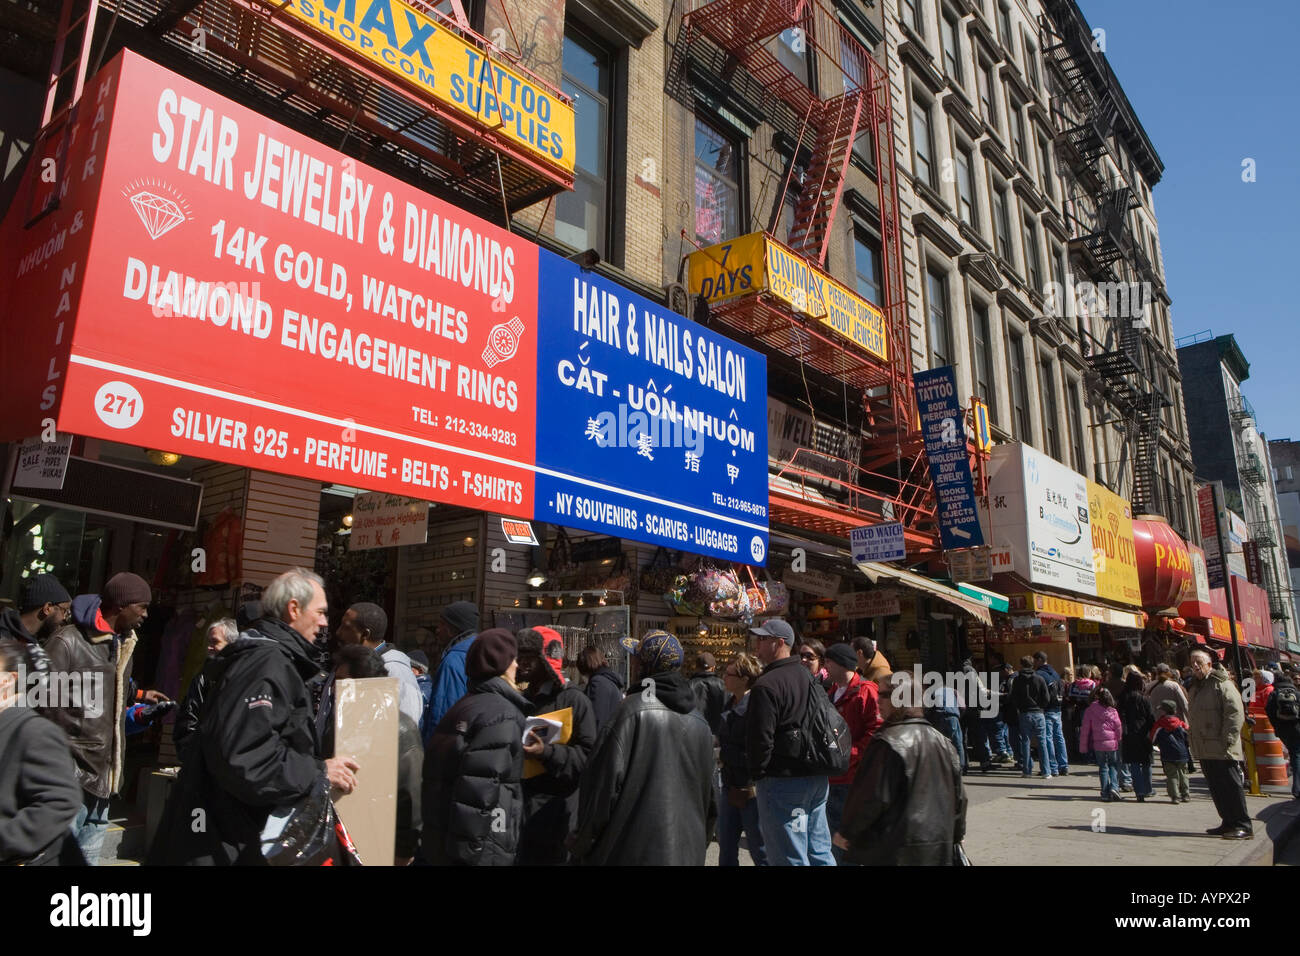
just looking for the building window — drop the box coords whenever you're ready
[977,60,998,126]
[912,96,936,188]
[956,145,977,227]
[556,27,614,257]
[971,302,995,413]
[1040,357,1061,461]
[992,182,1013,260]
[694,117,742,245]
[854,231,883,307]
[770,27,812,86]
[1050,246,1067,317]
[1038,135,1054,199]
[998,4,1014,53]
[1008,96,1027,164]
[941,14,963,83]
[1008,331,1030,440]
[1067,380,1086,471]
[1024,39,1040,91]
[902,0,923,34]
[1022,212,1042,290]
[926,269,952,369]
[841,36,876,162]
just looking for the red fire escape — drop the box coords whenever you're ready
[23,0,573,226]
[675,0,938,551]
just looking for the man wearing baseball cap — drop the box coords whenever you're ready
[746,618,836,866]
[41,571,168,865]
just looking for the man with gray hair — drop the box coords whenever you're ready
[174,617,239,760]
[1188,648,1251,840]
[155,567,360,865]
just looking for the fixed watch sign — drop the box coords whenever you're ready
[913,366,984,550]
[850,522,906,563]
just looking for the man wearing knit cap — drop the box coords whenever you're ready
[425,600,480,737]
[42,571,168,865]
[571,630,716,865]
[515,626,597,864]
[423,627,530,865]
[0,572,72,644]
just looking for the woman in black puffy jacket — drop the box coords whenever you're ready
[422,629,531,865]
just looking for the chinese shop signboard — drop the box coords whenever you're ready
[0,50,766,563]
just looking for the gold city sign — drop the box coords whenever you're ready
[687,232,888,362]
[284,0,575,173]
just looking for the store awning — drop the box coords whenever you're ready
[955,583,1010,613]
[856,563,993,626]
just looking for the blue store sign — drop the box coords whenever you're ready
[534,252,770,563]
[913,366,984,551]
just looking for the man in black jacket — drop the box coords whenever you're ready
[515,627,596,864]
[834,670,966,865]
[423,628,530,865]
[690,652,728,736]
[746,618,836,866]
[571,631,716,865]
[1265,669,1300,800]
[0,573,71,645]
[0,638,83,865]
[154,568,358,865]
[1011,655,1053,778]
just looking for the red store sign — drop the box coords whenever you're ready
[2,50,539,516]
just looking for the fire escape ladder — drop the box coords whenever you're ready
[25,0,102,225]
[786,89,862,265]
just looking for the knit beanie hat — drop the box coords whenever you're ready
[101,572,151,609]
[637,630,683,674]
[21,573,71,612]
[441,600,479,637]
[466,628,516,680]
[826,643,858,670]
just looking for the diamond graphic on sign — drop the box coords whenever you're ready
[129,190,187,239]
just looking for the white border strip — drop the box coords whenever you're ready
[69,354,769,534]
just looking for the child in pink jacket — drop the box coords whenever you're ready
[1079,688,1125,801]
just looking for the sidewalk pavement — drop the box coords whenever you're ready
[962,765,1299,866]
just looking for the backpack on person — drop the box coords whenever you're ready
[1043,676,1063,707]
[1273,684,1300,723]
[784,669,851,776]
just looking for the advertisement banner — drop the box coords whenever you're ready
[349,492,429,550]
[850,522,906,563]
[837,589,900,620]
[13,434,74,490]
[687,233,888,361]
[913,367,984,550]
[1086,480,1141,608]
[985,442,1096,596]
[783,567,842,597]
[767,396,861,482]
[532,254,769,563]
[1,51,768,565]
[281,0,575,174]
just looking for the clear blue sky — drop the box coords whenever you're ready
[1080,0,1300,442]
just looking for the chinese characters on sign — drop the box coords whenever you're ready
[349,493,429,551]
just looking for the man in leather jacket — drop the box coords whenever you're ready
[40,572,167,865]
[834,670,967,866]
[571,631,716,865]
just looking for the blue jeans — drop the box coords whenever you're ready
[930,713,966,771]
[1018,711,1051,775]
[984,716,1012,757]
[826,782,858,865]
[1128,760,1153,797]
[1095,749,1121,796]
[755,776,836,866]
[73,794,111,866]
[1044,709,1069,773]
[717,786,767,866]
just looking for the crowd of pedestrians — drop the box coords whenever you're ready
[3,562,1294,866]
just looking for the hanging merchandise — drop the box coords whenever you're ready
[744,567,768,618]
[763,573,790,616]
[546,528,579,597]
[195,508,242,587]
[597,553,638,606]
[640,547,684,600]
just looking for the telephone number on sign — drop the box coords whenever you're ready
[443,416,517,447]
[718,495,767,518]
